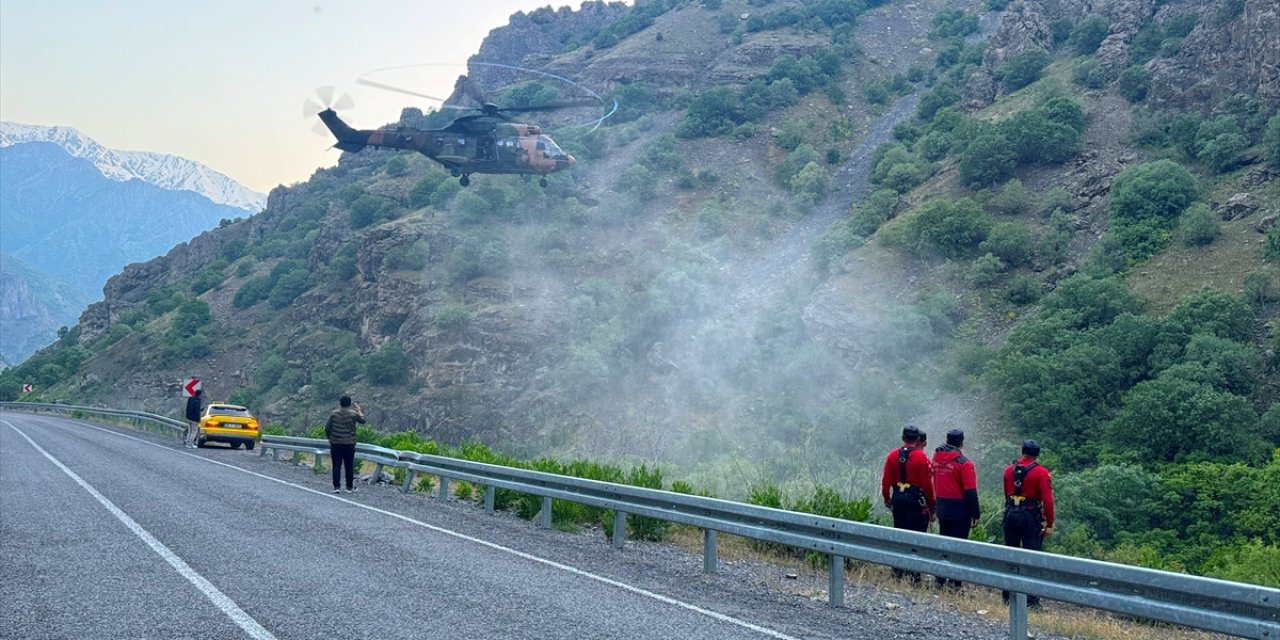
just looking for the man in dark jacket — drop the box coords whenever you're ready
[931,428,980,589]
[1002,439,1055,607]
[881,425,936,582]
[184,388,203,449]
[325,395,366,493]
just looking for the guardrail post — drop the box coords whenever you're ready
[271,448,280,462]
[539,496,553,528]
[828,555,844,608]
[400,470,415,493]
[372,462,384,483]
[613,511,626,549]
[258,445,266,457]
[1009,592,1028,639]
[703,529,717,573]
[484,486,495,514]
[313,454,326,474]
[437,476,449,501]
[291,451,302,466]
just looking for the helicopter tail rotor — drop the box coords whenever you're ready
[304,86,355,135]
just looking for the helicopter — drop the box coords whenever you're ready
[316,102,577,187]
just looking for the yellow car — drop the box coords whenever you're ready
[197,403,259,450]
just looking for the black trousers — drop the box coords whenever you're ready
[891,502,930,582]
[935,517,970,588]
[330,442,356,490]
[1002,508,1044,606]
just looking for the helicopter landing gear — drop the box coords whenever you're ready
[539,177,549,188]
[459,174,471,187]
[450,168,461,177]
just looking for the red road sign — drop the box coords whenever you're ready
[183,378,201,397]
[22,384,32,393]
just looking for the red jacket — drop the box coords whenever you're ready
[931,446,979,520]
[881,446,935,512]
[1002,456,1054,528]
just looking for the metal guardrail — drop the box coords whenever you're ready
[255,435,1280,639]
[4,404,1275,638]
[1,401,185,434]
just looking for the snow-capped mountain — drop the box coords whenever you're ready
[0,121,266,213]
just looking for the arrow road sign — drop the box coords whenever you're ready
[183,378,201,397]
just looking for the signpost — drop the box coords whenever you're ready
[21,384,32,394]
[182,378,201,397]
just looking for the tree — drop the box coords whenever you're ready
[1107,374,1265,465]
[1108,160,1198,222]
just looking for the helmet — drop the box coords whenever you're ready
[1022,439,1041,457]
[901,425,920,441]
[946,429,964,446]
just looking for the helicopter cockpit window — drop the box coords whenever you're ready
[538,135,567,159]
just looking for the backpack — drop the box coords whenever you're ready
[891,447,924,509]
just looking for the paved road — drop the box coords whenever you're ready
[1,411,1008,640]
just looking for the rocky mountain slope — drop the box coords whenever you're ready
[0,121,266,211]
[0,141,256,364]
[11,0,1279,502]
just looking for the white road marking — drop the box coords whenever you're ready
[13,415,804,640]
[1,420,278,640]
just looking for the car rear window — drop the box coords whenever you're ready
[208,405,251,417]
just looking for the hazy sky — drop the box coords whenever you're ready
[0,1,587,193]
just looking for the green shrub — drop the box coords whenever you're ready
[1179,203,1220,247]
[385,239,429,271]
[980,221,1033,267]
[383,155,408,177]
[1195,115,1248,173]
[1072,58,1109,89]
[1006,274,1041,305]
[959,132,1017,188]
[1243,269,1280,305]
[906,198,993,258]
[986,179,1033,216]
[1266,114,1280,167]
[970,253,1007,286]
[255,353,286,390]
[366,341,410,385]
[930,9,979,39]
[1109,160,1198,222]
[998,50,1050,92]
[434,302,471,329]
[1117,65,1151,102]
[1069,15,1111,54]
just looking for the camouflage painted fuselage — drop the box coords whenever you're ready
[318,109,575,178]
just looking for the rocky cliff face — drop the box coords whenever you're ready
[1148,0,1280,110]
[963,0,1277,112]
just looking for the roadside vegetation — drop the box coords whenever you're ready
[2,0,1277,592]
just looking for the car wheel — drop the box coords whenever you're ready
[246,442,256,451]
[230,442,242,449]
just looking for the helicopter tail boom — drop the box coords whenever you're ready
[317,108,367,152]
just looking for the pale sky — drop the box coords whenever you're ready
[0,1,590,193]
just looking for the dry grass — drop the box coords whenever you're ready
[665,527,1233,640]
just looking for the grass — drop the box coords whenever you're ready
[1128,170,1280,313]
[664,527,1234,640]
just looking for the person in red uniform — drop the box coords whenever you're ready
[881,425,935,583]
[1002,439,1054,607]
[931,428,979,589]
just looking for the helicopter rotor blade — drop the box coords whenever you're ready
[355,77,450,103]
